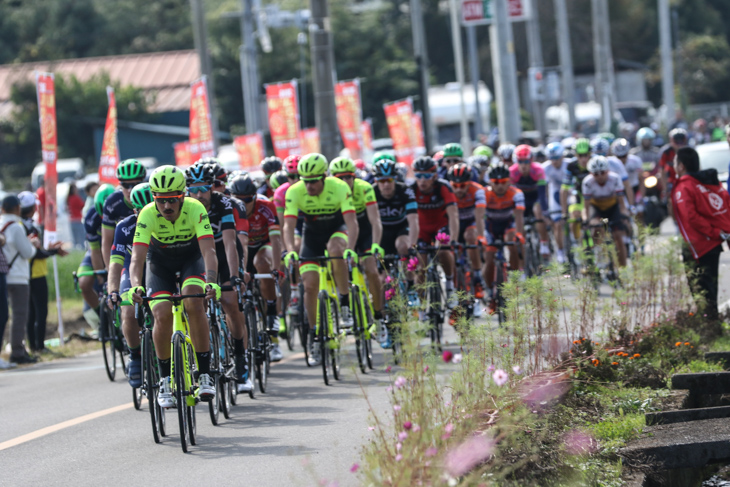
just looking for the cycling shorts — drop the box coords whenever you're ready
[457,217,477,244]
[548,190,562,222]
[246,243,272,275]
[355,215,373,254]
[146,252,205,309]
[77,250,93,274]
[120,267,132,302]
[216,239,244,284]
[299,224,348,274]
[486,219,516,252]
[523,192,539,219]
[568,202,584,214]
[418,225,449,247]
[382,222,409,256]
[591,203,626,232]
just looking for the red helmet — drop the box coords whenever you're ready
[284,155,301,175]
[447,163,471,184]
[513,144,533,163]
[433,151,445,165]
[354,159,366,171]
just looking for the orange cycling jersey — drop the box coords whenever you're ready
[456,182,487,221]
[484,186,525,221]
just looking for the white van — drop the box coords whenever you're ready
[31,158,85,190]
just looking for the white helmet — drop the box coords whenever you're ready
[588,155,610,174]
[611,138,631,157]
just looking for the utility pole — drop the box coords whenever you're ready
[448,0,470,153]
[658,0,675,125]
[671,7,686,115]
[309,0,339,159]
[490,0,522,143]
[190,0,220,150]
[525,0,545,140]
[239,0,262,133]
[591,0,616,133]
[297,31,308,128]
[410,0,434,152]
[554,0,576,133]
[466,25,483,140]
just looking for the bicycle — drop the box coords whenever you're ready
[134,299,166,444]
[417,246,446,351]
[73,270,127,382]
[489,240,516,326]
[242,274,278,395]
[205,286,237,425]
[345,252,375,374]
[379,254,411,363]
[285,259,309,364]
[523,217,545,278]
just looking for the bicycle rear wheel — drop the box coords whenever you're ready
[352,285,367,374]
[428,269,443,350]
[221,330,232,419]
[144,329,164,443]
[256,305,270,394]
[496,261,507,326]
[331,297,341,381]
[208,320,222,426]
[172,334,190,453]
[362,289,374,370]
[244,302,258,399]
[318,291,331,385]
[100,308,117,381]
[185,340,197,446]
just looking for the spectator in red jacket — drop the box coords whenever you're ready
[673,147,730,323]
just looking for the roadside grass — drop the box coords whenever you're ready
[47,249,85,300]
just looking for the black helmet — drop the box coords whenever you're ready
[373,158,397,178]
[261,156,283,174]
[185,164,214,185]
[447,163,471,183]
[228,174,257,196]
[412,156,436,173]
[206,162,227,182]
[488,163,510,180]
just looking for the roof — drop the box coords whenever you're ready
[0,50,200,118]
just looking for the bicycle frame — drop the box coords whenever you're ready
[166,298,198,408]
[315,252,339,336]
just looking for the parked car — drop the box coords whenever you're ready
[696,141,730,185]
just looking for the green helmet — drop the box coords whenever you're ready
[329,156,356,175]
[130,182,153,210]
[472,145,493,158]
[94,183,116,216]
[269,170,289,191]
[372,152,396,164]
[574,138,591,155]
[149,165,186,193]
[297,153,328,178]
[116,159,147,181]
[442,143,463,158]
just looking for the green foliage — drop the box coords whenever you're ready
[47,249,86,300]
[589,413,644,450]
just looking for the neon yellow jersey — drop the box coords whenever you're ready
[133,197,213,256]
[284,177,355,232]
[351,178,377,216]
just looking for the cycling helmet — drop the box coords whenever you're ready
[94,183,116,216]
[546,142,564,160]
[470,155,490,169]
[497,144,516,162]
[261,156,283,174]
[513,144,533,162]
[669,127,688,144]
[611,138,631,157]
[596,132,615,145]
[533,148,547,162]
[130,182,153,210]
[590,138,610,156]
[574,138,591,155]
[149,165,186,193]
[185,164,214,185]
[373,158,397,178]
[298,153,328,178]
[194,156,220,167]
[488,163,510,180]
[269,170,289,191]
[587,156,610,174]
[227,170,248,184]
[207,162,227,182]
[432,151,445,165]
[636,127,656,143]
[442,143,463,158]
[329,156,357,175]
[354,159,366,171]
[472,145,493,158]
[116,159,147,181]
[372,152,396,164]
[228,174,257,196]
[283,155,301,175]
[412,156,437,173]
[447,163,471,184]
[396,163,408,183]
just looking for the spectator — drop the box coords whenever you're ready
[672,147,730,325]
[67,183,85,249]
[82,181,99,216]
[18,192,67,352]
[0,228,13,369]
[36,184,45,231]
[0,195,38,364]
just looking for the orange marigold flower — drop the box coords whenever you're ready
[573,340,580,344]
[689,312,694,316]
[611,362,619,366]
[675,342,682,347]
[591,359,600,366]
[629,357,634,360]
[684,342,690,346]
[633,354,641,358]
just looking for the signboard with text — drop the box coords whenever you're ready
[266,80,302,160]
[98,86,120,184]
[335,79,363,159]
[189,76,215,162]
[234,132,266,171]
[461,0,529,25]
[35,72,57,240]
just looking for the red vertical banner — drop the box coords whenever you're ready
[234,132,266,171]
[383,98,416,165]
[361,119,373,152]
[98,86,120,184]
[412,111,426,156]
[35,72,57,241]
[174,141,193,168]
[266,80,301,160]
[189,76,215,163]
[334,79,363,158]
[300,128,321,154]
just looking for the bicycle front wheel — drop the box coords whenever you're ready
[144,329,164,443]
[100,308,117,381]
[318,291,331,385]
[351,285,366,374]
[331,297,341,381]
[208,320,222,426]
[172,333,190,453]
[244,302,258,399]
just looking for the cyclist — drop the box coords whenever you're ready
[660,127,689,199]
[77,183,115,329]
[228,174,285,362]
[208,160,231,194]
[630,127,660,170]
[582,156,628,268]
[371,153,395,184]
[533,148,547,164]
[282,153,359,366]
[329,157,387,345]
[439,143,479,182]
[395,162,408,183]
[107,183,153,388]
[410,155,459,308]
[483,163,525,312]
[561,138,593,241]
[509,144,551,259]
[592,137,634,206]
[497,144,516,165]
[101,159,147,268]
[259,156,283,198]
[447,163,486,298]
[543,142,569,264]
[129,165,221,407]
[610,138,644,207]
[185,164,254,390]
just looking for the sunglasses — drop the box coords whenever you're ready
[444,158,461,164]
[491,178,510,185]
[154,194,184,205]
[577,153,591,158]
[593,171,608,176]
[232,193,255,203]
[302,176,324,184]
[187,185,211,194]
[337,174,355,181]
[287,173,299,179]
[517,159,531,165]
[376,177,395,184]
[414,172,433,180]
[120,181,139,190]
[451,182,469,189]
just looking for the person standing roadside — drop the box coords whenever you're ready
[0,195,38,364]
[82,181,99,217]
[673,147,730,326]
[0,228,14,369]
[67,183,85,249]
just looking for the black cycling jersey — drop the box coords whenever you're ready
[374,182,417,227]
[562,158,591,204]
[207,192,237,243]
[102,190,134,229]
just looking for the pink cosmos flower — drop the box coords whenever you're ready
[407,257,419,271]
[453,353,463,364]
[385,365,392,373]
[393,404,401,412]
[512,365,522,375]
[385,289,396,301]
[403,421,413,430]
[412,424,421,432]
[396,442,402,451]
[435,232,450,245]
[385,275,393,284]
[492,369,508,386]
[394,376,407,389]
[398,431,408,441]
[395,454,403,462]
[563,429,598,455]
[350,464,359,473]
[444,436,495,477]
[368,426,375,431]
[442,350,454,362]
[487,365,495,372]
[424,365,429,373]
[425,447,438,457]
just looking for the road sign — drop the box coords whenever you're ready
[461,0,530,26]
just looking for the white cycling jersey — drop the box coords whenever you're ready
[606,158,628,182]
[582,172,625,211]
[609,154,642,188]
[542,160,569,218]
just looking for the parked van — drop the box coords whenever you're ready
[31,158,85,190]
